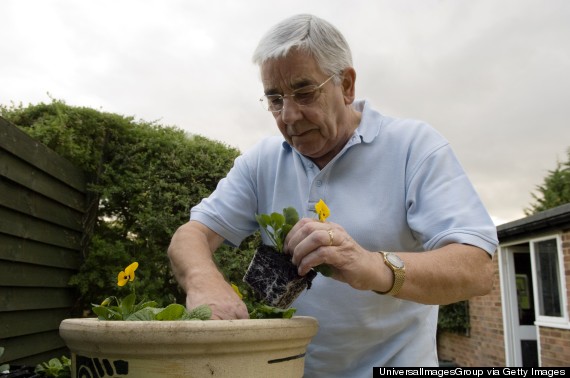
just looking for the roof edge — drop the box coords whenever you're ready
[497,203,570,239]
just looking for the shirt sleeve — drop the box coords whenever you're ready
[405,141,498,254]
[190,147,261,247]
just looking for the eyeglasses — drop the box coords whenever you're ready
[259,75,335,113]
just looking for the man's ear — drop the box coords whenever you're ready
[341,67,357,105]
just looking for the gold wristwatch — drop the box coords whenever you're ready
[375,251,405,296]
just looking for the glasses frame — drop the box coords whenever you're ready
[259,74,336,113]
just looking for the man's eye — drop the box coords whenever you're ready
[294,91,315,103]
[268,96,283,105]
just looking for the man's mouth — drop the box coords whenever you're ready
[291,129,317,137]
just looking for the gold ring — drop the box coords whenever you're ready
[327,229,334,246]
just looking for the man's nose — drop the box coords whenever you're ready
[280,97,303,124]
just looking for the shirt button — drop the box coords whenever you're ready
[316,180,322,187]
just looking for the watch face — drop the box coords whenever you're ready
[386,253,404,269]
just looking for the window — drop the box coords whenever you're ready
[531,235,568,326]
[535,239,561,317]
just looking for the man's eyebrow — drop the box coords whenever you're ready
[264,87,281,95]
[291,79,314,89]
[264,78,316,95]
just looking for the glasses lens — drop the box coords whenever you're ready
[259,75,334,112]
[293,87,318,106]
[261,95,283,112]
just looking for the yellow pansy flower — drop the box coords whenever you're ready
[117,262,139,287]
[315,199,330,222]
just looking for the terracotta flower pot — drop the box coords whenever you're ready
[243,245,317,308]
[59,316,318,378]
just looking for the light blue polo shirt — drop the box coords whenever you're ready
[191,99,498,375]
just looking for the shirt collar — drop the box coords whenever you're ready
[352,99,381,144]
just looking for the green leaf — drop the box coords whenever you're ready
[48,358,63,369]
[119,293,136,317]
[35,364,46,373]
[281,207,300,243]
[270,212,285,229]
[126,307,162,321]
[155,304,186,320]
[34,355,71,377]
[283,207,299,226]
[280,224,292,240]
[256,207,301,252]
[256,214,270,228]
[133,300,159,313]
[92,305,123,320]
[184,304,212,320]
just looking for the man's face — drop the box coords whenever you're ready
[260,50,353,167]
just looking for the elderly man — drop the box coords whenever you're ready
[168,14,498,375]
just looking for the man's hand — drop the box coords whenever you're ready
[186,278,250,320]
[168,221,250,320]
[284,218,384,291]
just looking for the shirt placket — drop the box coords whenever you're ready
[302,134,361,216]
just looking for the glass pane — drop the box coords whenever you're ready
[521,340,539,367]
[514,252,535,326]
[535,239,561,317]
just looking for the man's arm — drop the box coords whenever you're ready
[287,218,494,305]
[390,244,493,305]
[167,220,249,319]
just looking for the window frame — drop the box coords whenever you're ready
[530,234,569,328]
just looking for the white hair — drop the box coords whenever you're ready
[252,14,353,81]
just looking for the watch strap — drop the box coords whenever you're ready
[374,251,405,296]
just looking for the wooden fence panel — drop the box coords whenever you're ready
[0,309,72,338]
[1,331,66,365]
[0,117,87,366]
[0,234,80,269]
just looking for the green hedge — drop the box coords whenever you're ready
[1,99,241,312]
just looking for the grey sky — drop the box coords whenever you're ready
[2,0,569,225]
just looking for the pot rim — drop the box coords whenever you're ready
[59,316,319,357]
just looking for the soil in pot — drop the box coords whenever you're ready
[243,244,317,308]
